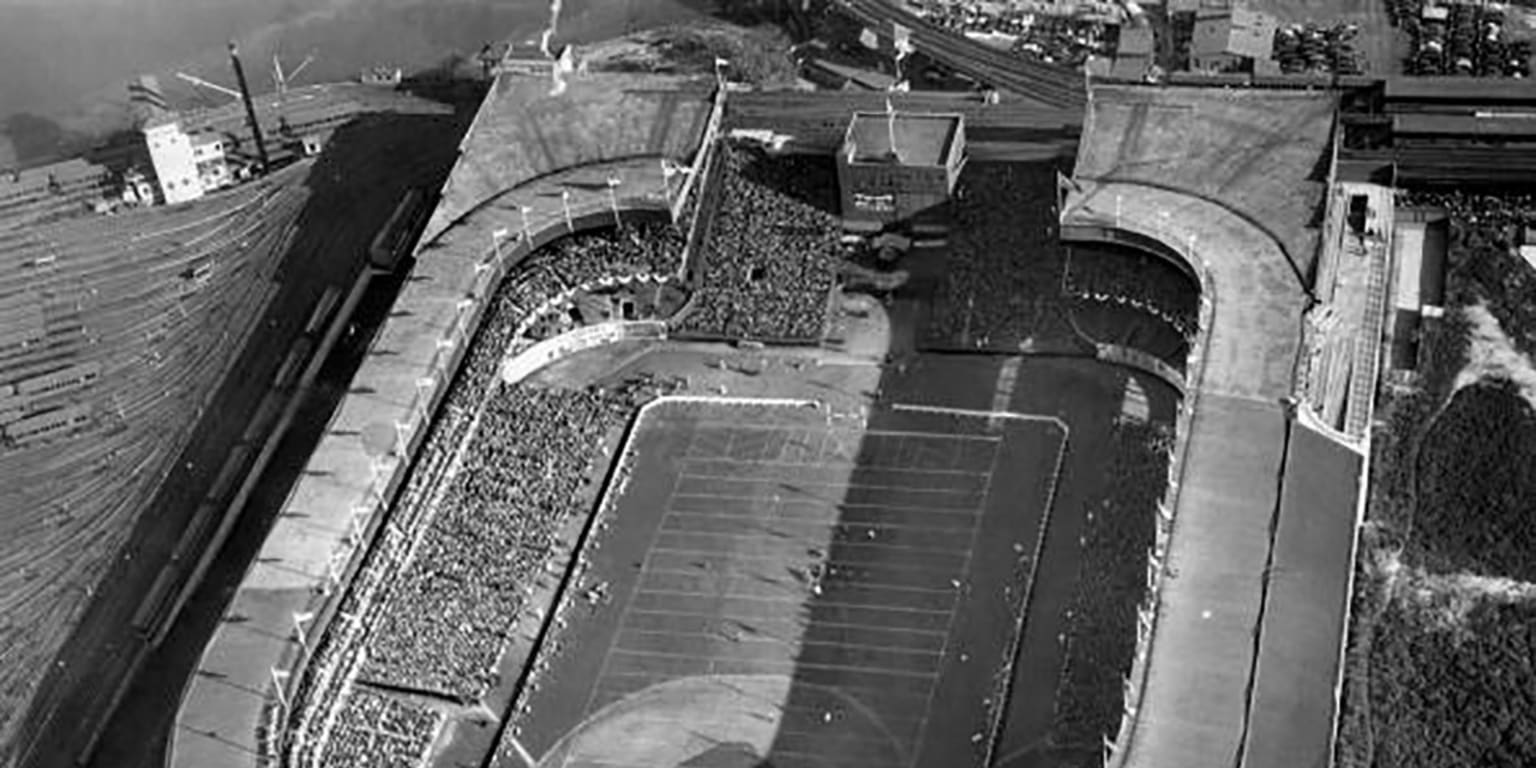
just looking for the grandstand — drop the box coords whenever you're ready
[1060,81,1364,768]
[174,68,717,768]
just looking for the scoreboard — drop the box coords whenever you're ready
[837,111,966,233]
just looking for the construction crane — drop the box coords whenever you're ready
[175,71,241,101]
[272,50,316,95]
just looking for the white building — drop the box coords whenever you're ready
[190,133,231,192]
[143,118,205,205]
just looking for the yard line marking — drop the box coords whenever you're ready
[638,550,968,577]
[634,577,965,599]
[668,493,985,516]
[678,456,993,478]
[685,420,1003,442]
[612,627,947,656]
[910,433,1002,764]
[630,589,956,615]
[659,511,983,536]
[650,533,980,557]
[578,468,685,721]
[608,648,941,680]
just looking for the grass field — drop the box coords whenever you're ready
[504,398,1066,768]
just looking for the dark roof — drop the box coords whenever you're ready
[1392,112,1536,139]
[1240,420,1359,768]
[1384,76,1536,104]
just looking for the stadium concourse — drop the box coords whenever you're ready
[171,70,715,768]
[1058,85,1364,768]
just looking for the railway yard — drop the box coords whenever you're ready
[5,2,1536,768]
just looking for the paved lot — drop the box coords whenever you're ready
[510,399,1065,768]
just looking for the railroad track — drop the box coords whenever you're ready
[834,0,1086,110]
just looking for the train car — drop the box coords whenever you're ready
[4,404,92,446]
[17,361,101,398]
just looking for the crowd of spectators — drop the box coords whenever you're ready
[910,1,1116,67]
[316,689,440,768]
[505,219,686,341]
[680,143,842,343]
[1052,419,1171,757]
[358,384,636,698]
[282,220,687,767]
[926,161,1067,351]
[1064,243,1199,369]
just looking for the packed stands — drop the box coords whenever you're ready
[284,222,688,765]
[312,688,441,768]
[678,143,842,343]
[1054,419,1169,757]
[925,160,1069,350]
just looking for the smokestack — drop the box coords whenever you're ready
[228,40,270,172]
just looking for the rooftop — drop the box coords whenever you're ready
[1193,7,1278,61]
[845,111,960,167]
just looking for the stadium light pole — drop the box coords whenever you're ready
[270,667,290,710]
[607,176,622,227]
[491,226,510,266]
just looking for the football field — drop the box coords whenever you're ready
[504,398,1067,768]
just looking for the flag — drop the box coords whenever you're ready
[859,27,879,50]
[893,22,915,60]
[889,79,910,93]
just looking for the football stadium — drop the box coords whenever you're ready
[10,1,1536,768]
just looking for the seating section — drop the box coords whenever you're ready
[285,222,688,765]
[926,160,1069,351]
[679,142,842,343]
